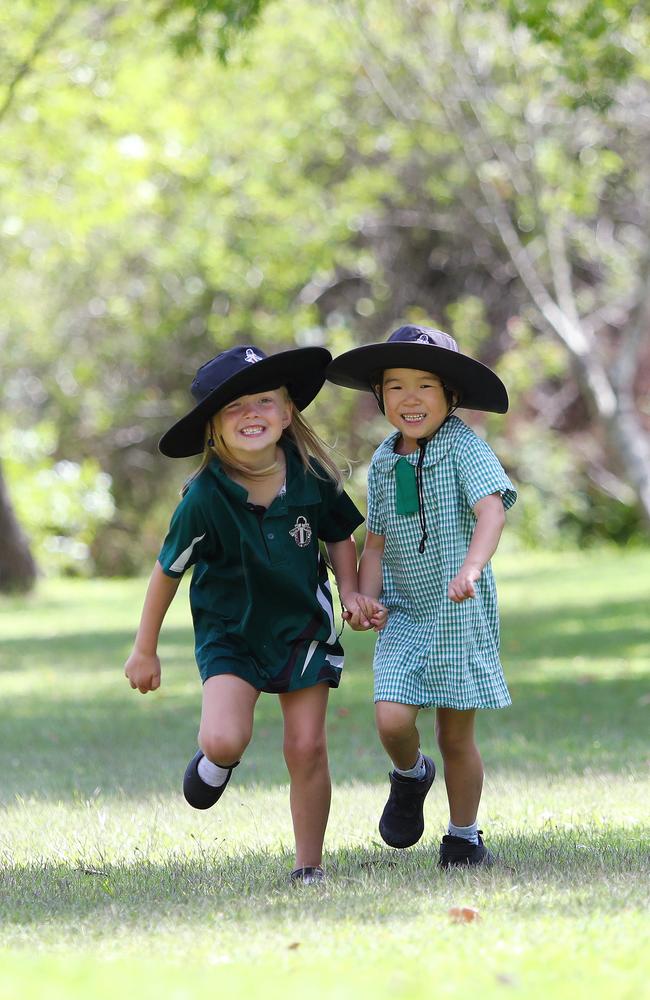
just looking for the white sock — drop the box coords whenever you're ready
[393,751,426,780]
[448,820,479,845]
[197,756,232,788]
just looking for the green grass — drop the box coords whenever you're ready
[1,549,649,999]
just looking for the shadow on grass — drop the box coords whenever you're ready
[1,591,649,802]
[0,671,648,802]
[500,595,649,662]
[0,627,193,673]
[2,595,647,672]
[0,828,648,929]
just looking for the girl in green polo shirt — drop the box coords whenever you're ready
[329,325,516,869]
[124,344,385,886]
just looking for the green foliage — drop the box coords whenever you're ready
[445,296,492,355]
[1,423,114,575]
[151,0,273,60]
[1,0,648,573]
[504,0,638,107]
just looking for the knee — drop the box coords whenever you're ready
[375,703,412,745]
[199,727,251,766]
[283,732,328,774]
[435,723,474,760]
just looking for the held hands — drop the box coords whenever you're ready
[341,592,388,632]
[124,649,161,694]
[448,563,482,603]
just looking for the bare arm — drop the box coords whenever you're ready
[448,493,506,603]
[341,530,387,631]
[124,561,181,693]
[358,530,385,601]
[325,535,359,609]
[326,534,387,631]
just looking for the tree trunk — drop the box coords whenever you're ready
[604,398,650,529]
[0,459,38,593]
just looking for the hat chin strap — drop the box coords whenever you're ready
[371,383,385,414]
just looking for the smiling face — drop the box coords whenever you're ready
[380,368,451,453]
[214,388,292,466]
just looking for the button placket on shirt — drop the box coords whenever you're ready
[262,502,288,564]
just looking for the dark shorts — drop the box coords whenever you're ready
[196,636,343,693]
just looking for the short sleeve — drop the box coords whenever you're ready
[313,468,364,542]
[457,435,517,512]
[366,461,386,535]
[158,486,215,577]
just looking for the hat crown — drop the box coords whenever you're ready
[191,345,268,402]
[388,325,459,353]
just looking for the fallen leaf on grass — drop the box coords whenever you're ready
[448,906,480,924]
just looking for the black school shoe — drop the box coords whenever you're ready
[378,755,436,849]
[182,750,238,809]
[290,866,325,886]
[439,830,494,868]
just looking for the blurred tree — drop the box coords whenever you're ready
[0,459,37,592]
[1,0,648,586]
[335,0,650,525]
[0,0,275,589]
[150,0,273,59]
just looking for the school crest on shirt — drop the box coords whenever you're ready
[289,515,312,547]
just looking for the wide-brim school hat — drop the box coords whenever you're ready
[327,325,508,413]
[159,344,332,458]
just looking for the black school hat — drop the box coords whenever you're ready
[327,324,508,413]
[159,344,331,458]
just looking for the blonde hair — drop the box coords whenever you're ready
[181,388,343,496]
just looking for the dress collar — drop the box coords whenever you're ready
[372,415,461,473]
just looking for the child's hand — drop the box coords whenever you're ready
[124,649,161,693]
[365,598,388,631]
[448,565,482,603]
[342,593,388,632]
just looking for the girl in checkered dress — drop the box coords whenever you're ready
[328,325,516,867]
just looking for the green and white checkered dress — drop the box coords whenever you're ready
[367,416,517,710]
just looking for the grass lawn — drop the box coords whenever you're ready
[0,548,649,999]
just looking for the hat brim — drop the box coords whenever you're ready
[159,347,331,458]
[327,343,508,413]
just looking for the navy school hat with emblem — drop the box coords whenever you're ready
[159,344,332,458]
[327,325,508,413]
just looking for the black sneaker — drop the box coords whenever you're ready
[439,830,494,868]
[378,755,436,849]
[290,866,325,886]
[182,750,238,810]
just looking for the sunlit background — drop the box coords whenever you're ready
[1,0,649,588]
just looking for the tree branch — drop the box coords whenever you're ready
[0,1,79,125]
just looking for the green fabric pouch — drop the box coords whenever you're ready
[395,457,419,515]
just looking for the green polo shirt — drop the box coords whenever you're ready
[158,440,364,692]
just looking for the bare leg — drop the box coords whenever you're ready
[279,683,331,869]
[198,674,260,765]
[375,700,421,769]
[435,708,483,826]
